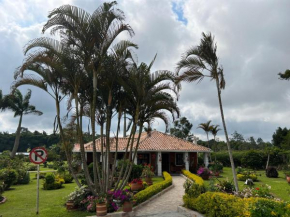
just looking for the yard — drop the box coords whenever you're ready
[0,168,164,217]
[203,167,290,201]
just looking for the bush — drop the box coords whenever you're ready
[27,165,37,171]
[182,170,204,186]
[43,173,64,190]
[17,171,30,184]
[0,168,18,190]
[184,192,246,217]
[237,173,258,181]
[266,167,279,178]
[248,198,290,217]
[67,186,90,207]
[134,171,172,205]
[63,173,73,183]
[117,160,143,182]
[241,150,265,170]
[183,179,205,198]
[208,161,223,172]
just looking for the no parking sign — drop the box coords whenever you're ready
[29,147,47,164]
[29,147,48,214]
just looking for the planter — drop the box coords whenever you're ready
[0,196,7,205]
[145,177,153,185]
[200,174,210,180]
[66,200,77,210]
[131,182,143,191]
[287,176,290,184]
[123,201,132,212]
[96,202,107,216]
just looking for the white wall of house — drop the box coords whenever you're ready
[203,152,209,168]
[157,151,162,176]
[184,152,189,171]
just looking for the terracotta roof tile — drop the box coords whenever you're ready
[73,130,211,152]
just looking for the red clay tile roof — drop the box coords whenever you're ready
[73,130,211,152]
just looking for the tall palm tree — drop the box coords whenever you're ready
[211,125,221,162]
[0,89,42,158]
[197,120,213,148]
[176,32,239,191]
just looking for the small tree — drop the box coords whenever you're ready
[170,117,194,142]
[0,89,42,158]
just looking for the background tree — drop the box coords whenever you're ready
[197,120,213,148]
[170,117,194,142]
[0,89,42,158]
[211,125,221,161]
[272,127,289,148]
[176,32,239,191]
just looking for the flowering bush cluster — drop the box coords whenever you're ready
[81,195,97,212]
[197,167,211,176]
[67,186,89,206]
[141,164,154,178]
[235,184,274,199]
[131,178,143,184]
[109,189,133,202]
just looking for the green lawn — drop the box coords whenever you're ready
[1,173,87,217]
[203,167,290,201]
[1,174,165,217]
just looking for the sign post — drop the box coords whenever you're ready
[29,147,48,215]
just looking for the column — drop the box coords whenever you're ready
[184,152,189,171]
[134,154,137,165]
[157,152,162,176]
[204,152,209,168]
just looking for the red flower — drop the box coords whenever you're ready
[256,187,260,190]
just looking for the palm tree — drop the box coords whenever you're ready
[211,125,221,162]
[197,120,213,148]
[0,89,42,158]
[176,32,239,191]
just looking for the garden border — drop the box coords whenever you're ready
[87,182,174,217]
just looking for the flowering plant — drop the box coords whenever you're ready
[66,186,89,206]
[131,178,143,184]
[197,167,211,176]
[95,193,107,204]
[235,184,274,199]
[109,189,133,202]
[142,164,154,178]
[80,195,97,212]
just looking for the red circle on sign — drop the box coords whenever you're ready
[29,147,48,164]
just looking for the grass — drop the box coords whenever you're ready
[0,174,164,217]
[1,173,88,217]
[203,167,290,201]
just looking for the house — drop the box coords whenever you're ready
[73,130,211,176]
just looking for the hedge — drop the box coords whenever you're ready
[181,170,204,186]
[184,192,290,217]
[134,171,172,205]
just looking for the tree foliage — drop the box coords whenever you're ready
[170,117,194,142]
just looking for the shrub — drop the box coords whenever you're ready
[63,173,73,183]
[184,192,246,217]
[0,181,4,200]
[134,171,172,205]
[208,161,223,172]
[17,171,30,184]
[266,166,279,178]
[27,165,37,171]
[216,178,235,193]
[183,179,205,198]
[0,168,18,190]
[67,186,90,206]
[237,173,258,181]
[117,160,143,182]
[241,150,265,169]
[43,173,64,190]
[182,170,204,186]
[248,198,290,217]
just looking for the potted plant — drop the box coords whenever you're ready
[142,164,154,185]
[122,190,134,213]
[96,194,107,216]
[130,178,143,191]
[285,172,290,183]
[197,167,211,180]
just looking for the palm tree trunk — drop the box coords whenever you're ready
[10,114,23,158]
[55,97,81,188]
[214,135,217,162]
[215,79,239,192]
[266,154,270,169]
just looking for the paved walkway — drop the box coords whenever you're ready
[135,176,186,217]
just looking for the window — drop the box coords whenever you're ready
[137,153,150,165]
[176,153,184,166]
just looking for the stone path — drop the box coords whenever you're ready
[135,176,186,217]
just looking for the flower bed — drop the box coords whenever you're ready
[181,170,204,186]
[134,171,172,205]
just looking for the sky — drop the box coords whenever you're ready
[1,0,290,142]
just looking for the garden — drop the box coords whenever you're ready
[0,153,173,217]
[182,159,290,217]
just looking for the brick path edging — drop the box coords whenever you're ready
[87,182,174,217]
[177,206,205,217]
